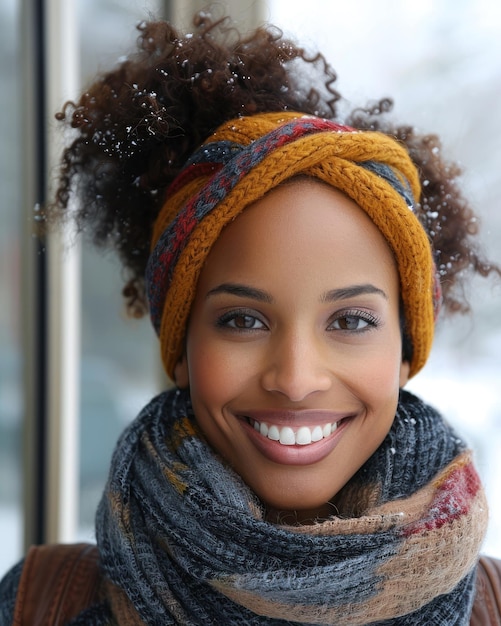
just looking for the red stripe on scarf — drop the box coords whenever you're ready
[402,460,481,536]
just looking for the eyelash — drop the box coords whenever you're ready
[215,308,380,333]
[327,309,380,332]
[215,310,268,332]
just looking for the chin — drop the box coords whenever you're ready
[256,484,343,522]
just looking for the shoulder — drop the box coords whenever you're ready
[0,558,24,625]
[0,543,105,626]
[471,555,501,625]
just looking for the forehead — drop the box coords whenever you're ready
[196,179,399,296]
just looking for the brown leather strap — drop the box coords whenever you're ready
[471,556,501,625]
[13,543,101,626]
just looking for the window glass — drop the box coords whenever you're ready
[0,0,22,575]
[77,0,162,541]
[269,0,501,557]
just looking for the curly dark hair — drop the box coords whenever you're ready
[49,12,500,320]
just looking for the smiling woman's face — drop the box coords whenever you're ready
[175,179,409,521]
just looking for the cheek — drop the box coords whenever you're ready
[350,339,403,407]
[187,344,220,403]
[184,338,254,460]
[186,337,245,410]
[367,354,402,391]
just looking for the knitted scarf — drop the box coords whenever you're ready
[94,388,487,625]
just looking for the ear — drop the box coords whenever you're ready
[399,361,410,388]
[173,352,189,389]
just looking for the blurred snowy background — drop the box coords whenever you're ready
[1,0,500,575]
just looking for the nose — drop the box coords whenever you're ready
[260,330,332,402]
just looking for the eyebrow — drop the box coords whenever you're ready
[206,282,387,303]
[206,283,274,303]
[320,284,388,302]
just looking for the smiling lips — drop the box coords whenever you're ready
[239,409,352,465]
[252,419,338,445]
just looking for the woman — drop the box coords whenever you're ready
[2,13,500,625]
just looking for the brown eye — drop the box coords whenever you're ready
[216,311,267,331]
[336,315,363,330]
[328,310,379,332]
[233,314,258,329]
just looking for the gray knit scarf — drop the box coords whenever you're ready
[95,388,488,625]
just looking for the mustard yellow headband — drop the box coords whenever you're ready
[146,112,438,379]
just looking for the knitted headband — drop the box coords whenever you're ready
[146,111,439,379]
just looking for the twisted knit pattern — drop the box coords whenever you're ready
[96,388,488,625]
[145,112,439,379]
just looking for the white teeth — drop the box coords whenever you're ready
[296,426,312,445]
[279,427,296,445]
[267,425,280,441]
[311,425,323,442]
[252,420,340,446]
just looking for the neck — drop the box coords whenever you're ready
[265,501,339,525]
